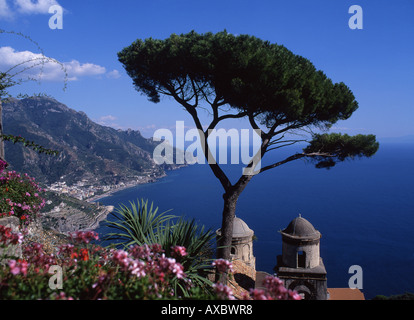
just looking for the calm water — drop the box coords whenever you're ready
[95,143,414,299]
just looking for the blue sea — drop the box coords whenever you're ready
[94,142,414,299]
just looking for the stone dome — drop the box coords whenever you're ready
[216,216,254,238]
[281,215,320,240]
[232,217,254,238]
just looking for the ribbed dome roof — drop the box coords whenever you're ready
[232,217,254,238]
[216,216,254,238]
[281,215,320,240]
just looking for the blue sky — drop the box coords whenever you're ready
[1,0,413,140]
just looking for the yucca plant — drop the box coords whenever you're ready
[159,217,216,296]
[103,199,175,247]
[102,199,216,297]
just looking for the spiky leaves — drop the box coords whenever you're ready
[103,199,216,295]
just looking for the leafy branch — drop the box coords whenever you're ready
[0,134,59,156]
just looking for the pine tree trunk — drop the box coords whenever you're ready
[215,191,239,283]
[215,174,254,283]
[217,192,239,261]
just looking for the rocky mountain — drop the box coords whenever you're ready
[2,96,178,186]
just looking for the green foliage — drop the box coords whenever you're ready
[103,199,216,296]
[0,229,217,300]
[118,30,359,129]
[119,31,380,263]
[303,133,380,168]
[372,292,414,300]
[0,169,46,225]
[0,72,14,97]
[1,134,59,156]
[104,199,176,247]
[2,96,169,185]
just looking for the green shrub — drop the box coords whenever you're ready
[103,199,216,296]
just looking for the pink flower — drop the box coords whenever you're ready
[248,276,301,300]
[53,292,74,300]
[0,225,24,245]
[171,245,187,258]
[69,231,99,244]
[8,259,28,276]
[129,260,146,277]
[16,232,24,244]
[150,243,163,254]
[212,259,234,274]
[129,244,153,260]
[169,260,185,279]
[0,159,7,173]
[287,290,302,300]
[248,288,270,300]
[213,283,235,300]
[158,255,185,279]
[111,249,132,271]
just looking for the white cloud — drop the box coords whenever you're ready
[0,0,63,19]
[106,69,121,79]
[96,115,127,130]
[330,126,368,132]
[14,0,60,14]
[0,46,113,82]
[0,0,11,18]
[64,60,106,81]
[99,115,117,122]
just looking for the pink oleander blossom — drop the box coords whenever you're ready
[69,231,99,244]
[129,244,153,260]
[52,292,74,300]
[212,259,234,273]
[171,245,187,259]
[214,283,235,300]
[129,260,146,277]
[0,169,45,224]
[8,259,28,276]
[247,289,269,300]
[244,276,301,300]
[158,255,185,279]
[0,225,23,245]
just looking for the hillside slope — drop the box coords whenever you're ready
[2,96,178,186]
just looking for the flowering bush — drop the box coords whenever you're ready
[0,225,24,247]
[210,259,301,300]
[0,228,299,300]
[0,229,196,300]
[242,276,301,300]
[0,159,6,173]
[212,258,234,274]
[104,199,216,295]
[0,165,46,225]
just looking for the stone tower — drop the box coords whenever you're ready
[275,215,327,300]
[216,216,255,268]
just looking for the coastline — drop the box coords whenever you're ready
[86,164,188,204]
[84,165,187,230]
[85,205,115,231]
[86,174,165,203]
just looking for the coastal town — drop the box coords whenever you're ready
[45,175,161,202]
